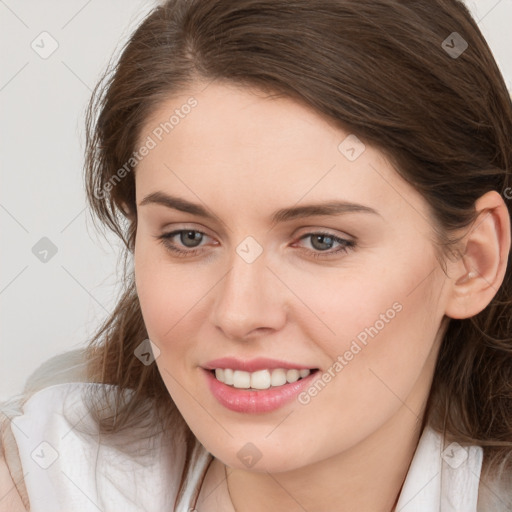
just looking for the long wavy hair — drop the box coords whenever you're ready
[82,0,512,507]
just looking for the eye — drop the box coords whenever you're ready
[156,229,356,260]
[294,232,356,259]
[157,229,214,257]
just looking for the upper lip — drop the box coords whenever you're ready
[203,357,316,373]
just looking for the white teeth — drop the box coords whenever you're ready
[250,370,271,390]
[233,370,251,389]
[224,368,234,385]
[286,369,300,383]
[213,368,312,389]
[271,368,287,387]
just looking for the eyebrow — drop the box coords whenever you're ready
[139,191,380,223]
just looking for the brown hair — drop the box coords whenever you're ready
[83,0,512,507]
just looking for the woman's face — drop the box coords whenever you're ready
[134,81,452,472]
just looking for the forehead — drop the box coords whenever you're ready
[134,82,428,226]
[138,82,345,167]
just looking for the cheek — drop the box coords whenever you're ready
[308,234,442,351]
[288,248,444,405]
[134,251,211,410]
[134,235,208,344]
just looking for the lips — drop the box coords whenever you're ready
[202,357,319,413]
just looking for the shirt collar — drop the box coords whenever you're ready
[395,425,483,512]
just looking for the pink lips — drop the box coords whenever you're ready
[202,357,318,413]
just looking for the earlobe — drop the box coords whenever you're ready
[445,190,511,320]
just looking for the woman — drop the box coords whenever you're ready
[1,0,512,510]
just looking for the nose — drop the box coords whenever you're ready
[210,248,288,341]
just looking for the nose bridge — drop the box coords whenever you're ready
[211,241,286,339]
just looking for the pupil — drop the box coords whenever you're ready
[182,231,202,247]
[312,235,333,251]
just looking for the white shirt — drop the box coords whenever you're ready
[0,381,496,511]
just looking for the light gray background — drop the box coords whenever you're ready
[1,0,511,400]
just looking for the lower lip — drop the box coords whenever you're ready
[203,368,318,413]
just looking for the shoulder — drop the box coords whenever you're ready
[0,382,108,512]
[0,396,28,512]
[434,425,512,512]
[477,459,512,512]
[399,425,512,511]
[0,452,27,512]
[0,381,191,511]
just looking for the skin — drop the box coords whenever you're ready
[133,81,510,512]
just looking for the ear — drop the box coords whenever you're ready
[445,190,511,319]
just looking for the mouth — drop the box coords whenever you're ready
[203,366,320,413]
[209,368,319,391]
[202,356,321,413]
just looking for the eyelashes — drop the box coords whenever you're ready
[156,229,356,260]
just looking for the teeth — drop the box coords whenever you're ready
[250,369,271,390]
[233,370,251,389]
[213,368,312,389]
[271,369,287,387]
[224,368,234,385]
[286,369,300,383]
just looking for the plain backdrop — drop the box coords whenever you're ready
[1,0,512,401]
